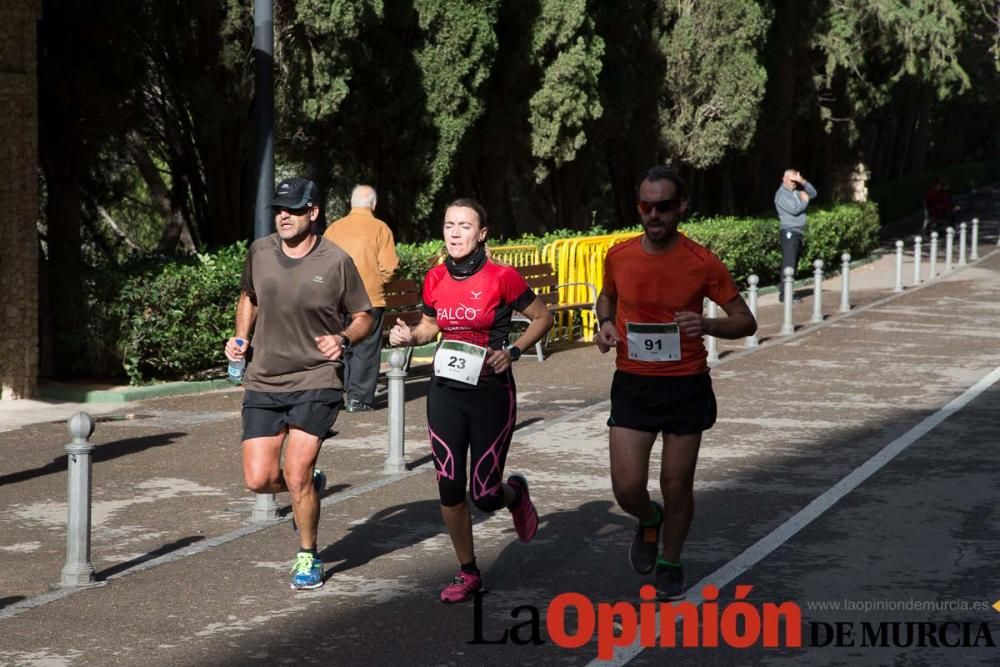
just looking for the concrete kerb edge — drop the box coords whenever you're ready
[37,379,235,404]
[5,247,995,622]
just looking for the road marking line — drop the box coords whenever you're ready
[593,364,1000,666]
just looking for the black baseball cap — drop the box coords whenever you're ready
[270,177,318,209]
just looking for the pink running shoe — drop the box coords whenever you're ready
[506,474,538,543]
[440,570,483,603]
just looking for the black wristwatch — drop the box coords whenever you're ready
[339,333,352,349]
[508,346,522,362]
[599,316,615,327]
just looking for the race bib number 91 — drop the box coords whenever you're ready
[434,340,488,385]
[626,322,681,362]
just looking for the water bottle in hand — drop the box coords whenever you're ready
[227,338,246,384]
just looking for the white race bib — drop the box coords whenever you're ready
[626,322,681,362]
[434,340,488,385]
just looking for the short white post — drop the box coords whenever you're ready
[252,493,280,522]
[928,232,938,279]
[811,259,824,323]
[781,267,795,335]
[945,227,954,271]
[705,300,719,363]
[384,349,408,474]
[839,253,851,313]
[745,275,759,348]
[912,236,922,285]
[970,218,979,260]
[959,222,967,266]
[894,240,904,293]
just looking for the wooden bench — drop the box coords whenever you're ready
[381,278,424,371]
[512,263,598,361]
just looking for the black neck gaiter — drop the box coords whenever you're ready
[445,244,487,279]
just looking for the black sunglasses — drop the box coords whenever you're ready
[637,198,681,215]
[276,205,312,216]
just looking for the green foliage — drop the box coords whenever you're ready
[395,240,446,283]
[529,0,605,181]
[97,243,247,384]
[681,202,880,284]
[656,0,769,168]
[414,0,500,215]
[277,0,384,124]
[814,0,970,134]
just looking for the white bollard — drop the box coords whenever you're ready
[959,222,967,266]
[839,253,851,313]
[971,218,979,260]
[811,259,824,323]
[781,267,795,335]
[945,227,954,271]
[745,274,759,348]
[62,412,101,588]
[928,232,938,279]
[894,240,904,292]
[384,348,408,474]
[252,492,280,522]
[912,236,922,285]
[705,300,719,363]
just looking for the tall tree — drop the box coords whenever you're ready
[655,0,770,171]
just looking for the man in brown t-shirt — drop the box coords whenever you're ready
[224,177,373,591]
[324,185,399,412]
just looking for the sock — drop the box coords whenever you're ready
[656,557,681,570]
[460,560,480,576]
[298,547,317,556]
[641,502,662,528]
[507,482,523,509]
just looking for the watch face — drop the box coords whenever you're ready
[509,347,521,361]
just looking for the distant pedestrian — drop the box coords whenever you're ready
[225,177,374,591]
[389,197,553,603]
[595,166,756,601]
[324,185,400,412]
[774,169,818,301]
[922,177,953,233]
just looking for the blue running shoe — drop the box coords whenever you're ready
[290,552,324,590]
[292,469,327,533]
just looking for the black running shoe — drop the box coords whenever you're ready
[628,501,663,574]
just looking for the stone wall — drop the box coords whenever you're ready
[0,1,41,399]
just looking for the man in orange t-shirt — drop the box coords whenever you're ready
[595,166,757,601]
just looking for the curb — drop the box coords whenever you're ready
[37,378,235,404]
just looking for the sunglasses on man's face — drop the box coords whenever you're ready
[637,198,681,215]
[277,205,312,216]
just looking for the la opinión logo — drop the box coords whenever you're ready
[470,587,998,659]
[471,584,801,659]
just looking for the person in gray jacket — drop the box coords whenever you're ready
[774,169,818,302]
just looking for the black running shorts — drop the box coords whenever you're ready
[241,389,343,440]
[608,371,717,434]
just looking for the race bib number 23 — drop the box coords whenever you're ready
[434,340,488,385]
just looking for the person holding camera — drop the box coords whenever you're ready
[774,169,818,302]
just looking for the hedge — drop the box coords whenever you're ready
[87,202,879,383]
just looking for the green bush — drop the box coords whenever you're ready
[97,243,246,385]
[86,202,878,383]
[680,201,880,285]
[396,240,444,283]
